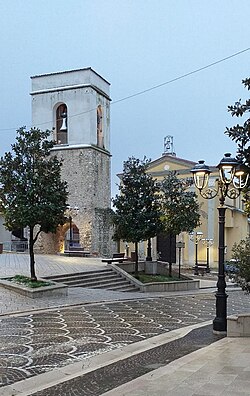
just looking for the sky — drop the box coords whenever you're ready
[0,0,250,197]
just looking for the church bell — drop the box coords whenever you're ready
[60,112,67,131]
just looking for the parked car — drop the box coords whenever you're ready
[224,259,239,275]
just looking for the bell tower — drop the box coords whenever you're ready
[30,68,112,256]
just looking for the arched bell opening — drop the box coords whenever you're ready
[56,103,68,144]
[97,105,104,148]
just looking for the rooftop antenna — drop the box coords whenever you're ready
[163,135,176,156]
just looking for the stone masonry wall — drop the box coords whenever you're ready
[38,146,112,256]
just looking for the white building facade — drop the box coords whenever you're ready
[31,68,112,256]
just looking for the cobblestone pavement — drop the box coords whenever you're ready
[31,324,220,396]
[0,290,249,392]
[0,286,153,316]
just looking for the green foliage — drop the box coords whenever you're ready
[7,275,52,288]
[160,172,200,235]
[0,127,68,234]
[112,157,163,244]
[0,127,68,280]
[225,78,250,159]
[231,238,250,293]
[225,78,250,214]
[137,273,182,283]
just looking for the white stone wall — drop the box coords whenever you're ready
[31,68,111,151]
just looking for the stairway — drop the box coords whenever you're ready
[44,268,140,293]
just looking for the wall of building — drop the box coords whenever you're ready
[0,214,12,244]
[118,153,249,269]
[36,146,112,256]
[31,68,112,257]
[31,68,111,151]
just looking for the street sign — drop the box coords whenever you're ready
[176,241,185,249]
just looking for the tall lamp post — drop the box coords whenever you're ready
[202,238,214,273]
[191,153,249,334]
[189,231,203,275]
[146,238,152,261]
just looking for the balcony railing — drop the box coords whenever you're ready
[3,241,29,252]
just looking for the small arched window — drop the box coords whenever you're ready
[56,104,68,144]
[97,105,104,148]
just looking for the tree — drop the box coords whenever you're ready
[231,238,250,293]
[160,172,200,276]
[112,157,163,276]
[225,77,250,214]
[0,127,68,281]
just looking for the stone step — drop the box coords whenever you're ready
[45,272,118,284]
[87,279,132,289]
[64,276,127,288]
[44,269,112,280]
[45,268,139,293]
[106,284,141,292]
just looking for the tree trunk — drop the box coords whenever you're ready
[134,241,139,277]
[29,226,37,281]
[169,233,172,277]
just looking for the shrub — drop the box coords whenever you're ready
[231,238,250,293]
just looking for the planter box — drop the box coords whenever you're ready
[145,261,158,275]
[0,278,68,298]
[117,261,145,273]
[110,263,200,292]
[140,279,199,292]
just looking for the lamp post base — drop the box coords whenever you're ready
[213,329,227,335]
[213,290,228,334]
[194,264,199,275]
[213,318,227,335]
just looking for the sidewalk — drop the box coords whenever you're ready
[101,335,250,396]
[0,253,248,396]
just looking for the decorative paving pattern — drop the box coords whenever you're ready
[0,291,249,389]
[31,324,222,396]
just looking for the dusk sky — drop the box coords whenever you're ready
[1,0,250,195]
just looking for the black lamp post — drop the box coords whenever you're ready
[191,153,249,334]
[202,238,213,273]
[146,238,152,261]
[189,231,203,275]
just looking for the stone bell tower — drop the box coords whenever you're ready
[30,68,112,256]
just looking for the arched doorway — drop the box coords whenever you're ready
[64,223,80,249]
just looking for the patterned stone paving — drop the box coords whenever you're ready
[0,291,249,390]
[31,324,221,396]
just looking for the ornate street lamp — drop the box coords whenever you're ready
[191,153,249,334]
[202,238,214,273]
[189,231,203,275]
